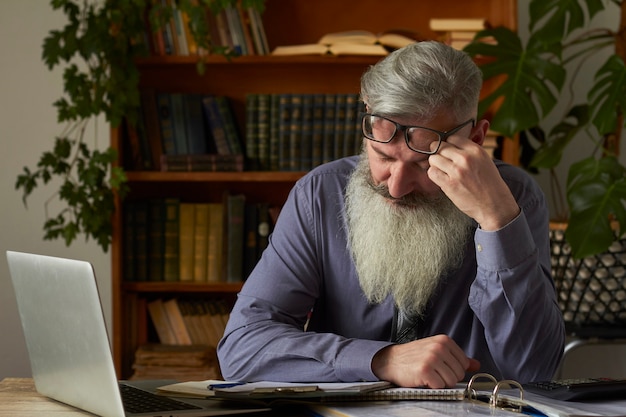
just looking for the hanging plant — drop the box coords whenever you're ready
[15,0,265,252]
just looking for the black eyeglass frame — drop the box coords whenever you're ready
[360,113,476,154]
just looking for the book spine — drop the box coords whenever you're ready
[148,199,166,281]
[300,94,314,171]
[162,198,180,282]
[216,96,243,155]
[225,193,246,283]
[182,94,209,155]
[193,203,210,282]
[206,203,224,282]
[140,88,164,170]
[170,93,188,155]
[322,93,336,164]
[278,93,292,171]
[178,203,195,282]
[156,93,178,156]
[333,93,347,160]
[343,93,359,158]
[257,93,271,170]
[202,95,232,155]
[311,94,325,169]
[245,93,259,170]
[288,94,303,171]
[269,93,281,171]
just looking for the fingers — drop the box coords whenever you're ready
[371,334,481,388]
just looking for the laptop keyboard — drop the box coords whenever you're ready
[119,383,202,413]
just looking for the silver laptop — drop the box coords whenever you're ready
[6,250,268,417]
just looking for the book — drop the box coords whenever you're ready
[162,198,180,282]
[193,203,210,282]
[245,93,259,170]
[215,95,243,155]
[148,199,166,281]
[288,94,303,171]
[224,193,246,282]
[147,299,177,345]
[206,203,224,282]
[178,203,196,282]
[156,92,178,156]
[277,93,292,171]
[139,88,164,170]
[272,42,388,56]
[317,30,418,49]
[256,93,271,170]
[243,203,258,279]
[162,298,193,345]
[428,18,487,32]
[182,93,210,155]
[133,201,150,281]
[159,154,244,172]
[201,95,231,155]
[271,29,417,56]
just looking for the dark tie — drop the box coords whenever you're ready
[392,308,422,343]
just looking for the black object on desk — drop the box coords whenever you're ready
[523,378,626,401]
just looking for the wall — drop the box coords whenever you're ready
[0,0,624,381]
[0,1,110,379]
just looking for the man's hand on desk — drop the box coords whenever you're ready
[371,334,481,388]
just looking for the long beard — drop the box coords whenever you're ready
[345,155,474,316]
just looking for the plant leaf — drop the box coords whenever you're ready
[530,104,589,169]
[464,27,566,137]
[566,156,626,258]
[529,0,605,41]
[589,54,626,136]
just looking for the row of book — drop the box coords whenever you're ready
[126,91,366,173]
[123,196,278,283]
[146,2,269,57]
[245,93,365,172]
[131,343,221,380]
[429,17,488,50]
[147,298,229,348]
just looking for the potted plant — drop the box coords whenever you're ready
[464,0,626,260]
[14,0,264,252]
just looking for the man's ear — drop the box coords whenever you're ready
[471,119,490,146]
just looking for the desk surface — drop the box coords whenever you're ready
[0,378,93,416]
[0,377,305,417]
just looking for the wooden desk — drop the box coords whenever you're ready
[0,377,307,417]
[0,378,94,416]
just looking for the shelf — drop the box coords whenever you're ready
[122,281,243,293]
[135,54,384,67]
[125,170,305,183]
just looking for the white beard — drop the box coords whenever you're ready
[345,154,474,316]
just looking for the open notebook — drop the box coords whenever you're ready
[6,250,269,417]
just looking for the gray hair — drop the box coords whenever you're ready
[360,41,482,122]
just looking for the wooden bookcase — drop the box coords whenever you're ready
[111,0,518,378]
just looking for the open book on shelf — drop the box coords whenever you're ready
[271,29,420,57]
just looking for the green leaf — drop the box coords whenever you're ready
[589,54,626,136]
[529,0,605,41]
[566,156,626,258]
[530,104,589,169]
[464,27,566,137]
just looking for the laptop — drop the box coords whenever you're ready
[6,250,269,417]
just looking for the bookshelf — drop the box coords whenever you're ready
[111,0,518,378]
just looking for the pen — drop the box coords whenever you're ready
[208,382,245,390]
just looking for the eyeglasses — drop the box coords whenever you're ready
[361,113,476,154]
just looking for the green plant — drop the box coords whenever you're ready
[464,0,626,259]
[15,0,264,252]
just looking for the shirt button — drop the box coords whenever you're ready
[477,244,483,252]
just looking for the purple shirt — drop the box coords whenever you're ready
[217,156,564,383]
